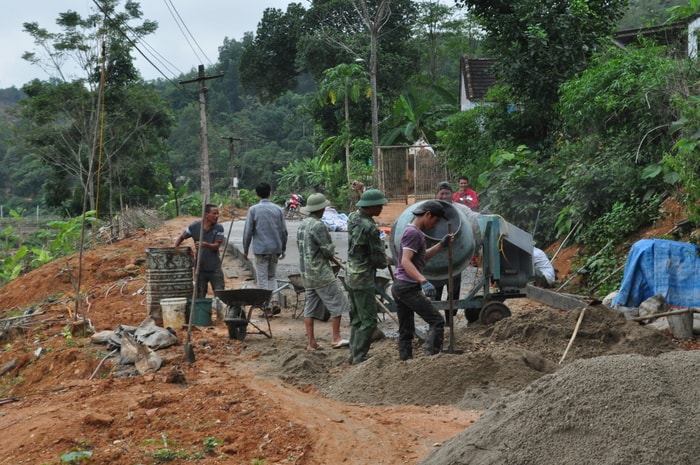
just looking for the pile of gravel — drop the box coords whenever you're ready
[419,350,700,465]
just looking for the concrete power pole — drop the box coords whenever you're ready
[180,65,224,204]
[222,136,242,208]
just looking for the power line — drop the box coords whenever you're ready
[163,0,214,68]
[89,0,196,97]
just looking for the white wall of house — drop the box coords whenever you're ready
[689,17,700,59]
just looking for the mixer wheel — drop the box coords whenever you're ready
[479,301,511,325]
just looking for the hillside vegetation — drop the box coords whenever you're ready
[0,0,698,297]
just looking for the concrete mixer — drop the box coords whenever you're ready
[384,200,534,324]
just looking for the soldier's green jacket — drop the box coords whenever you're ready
[296,215,336,289]
[346,209,388,289]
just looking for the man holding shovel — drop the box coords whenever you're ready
[296,193,349,350]
[392,201,453,360]
[174,203,225,298]
[345,189,392,364]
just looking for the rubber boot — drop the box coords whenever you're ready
[352,327,374,364]
[348,325,357,364]
[425,327,444,355]
[398,339,413,361]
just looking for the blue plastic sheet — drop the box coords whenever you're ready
[612,239,700,308]
[321,207,348,232]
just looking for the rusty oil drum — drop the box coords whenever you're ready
[146,247,194,322]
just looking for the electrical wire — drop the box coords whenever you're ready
[89,0,196,97]
[163,0,214,67]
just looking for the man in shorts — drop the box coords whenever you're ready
[296,193,350,350]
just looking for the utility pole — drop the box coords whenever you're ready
[180,65,224,204]
[222,136,242,209]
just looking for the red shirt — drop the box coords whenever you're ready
[453,189,478,210]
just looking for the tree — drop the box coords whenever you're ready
[455,0,628,140]
[413,1,485,84]
[18,0,170,215]
[382,84,458,146]
[317,63,371,184]
[663,0,700,221]
[352,0,393,180]
[239,4,307,102]
[240,0,419,176]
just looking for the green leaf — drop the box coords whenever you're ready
[640,163,662,179]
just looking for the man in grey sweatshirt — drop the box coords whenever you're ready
[242,182,288,316]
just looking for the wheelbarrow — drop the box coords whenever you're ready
[285,273,306,318]
[215,289,273,340]
[284,264,340,320]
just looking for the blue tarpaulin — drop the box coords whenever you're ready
[612,239,700,308]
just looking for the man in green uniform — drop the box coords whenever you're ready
[345,189,391,364]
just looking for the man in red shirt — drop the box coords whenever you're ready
[452,176,478,210]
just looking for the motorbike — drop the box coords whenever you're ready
[285,194,303,219]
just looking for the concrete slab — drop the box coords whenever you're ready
[221,217,350,280]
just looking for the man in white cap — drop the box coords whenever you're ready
[296,193,350,350]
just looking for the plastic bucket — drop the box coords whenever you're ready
[160,297,187,329]
[146,247,193,322]
[190,298,213,326]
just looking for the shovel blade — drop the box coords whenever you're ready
[184,342,195,363]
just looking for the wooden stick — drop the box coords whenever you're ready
[446,223,455,353]
[588,263,626,295]
[551,220,580,264]
[556,241,612,292]
[375,296,400,326]
[0,311,45,323]
[559,307,586,364]
[629,307,698,322]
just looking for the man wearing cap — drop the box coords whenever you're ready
[345,189,392,364]
[296,193,350,350]
[391,200,453,360]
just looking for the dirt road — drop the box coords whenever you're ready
[0,200,694,464]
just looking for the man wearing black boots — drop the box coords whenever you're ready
[345,189,391,364]
[391,201,453,361]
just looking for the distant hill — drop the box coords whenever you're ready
[0,87,24,115]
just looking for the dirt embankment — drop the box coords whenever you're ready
[0,198,697,465]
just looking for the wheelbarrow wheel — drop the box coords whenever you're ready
[226,318,248,340]
[479,301,511,325]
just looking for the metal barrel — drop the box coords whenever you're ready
[145,247,194,322]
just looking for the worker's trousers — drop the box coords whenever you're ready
[391,280,445,359]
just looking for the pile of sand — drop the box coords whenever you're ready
[419,350,700,465]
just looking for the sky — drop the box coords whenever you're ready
[0,0,293,88]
